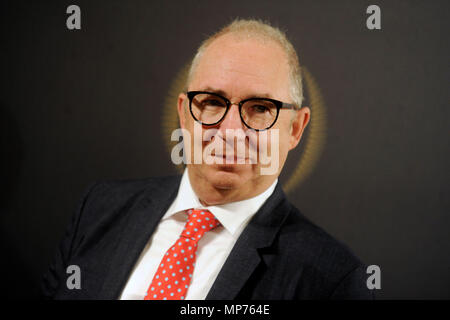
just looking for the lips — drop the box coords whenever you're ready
[209,150,259,164]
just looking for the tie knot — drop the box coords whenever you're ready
[181,209,220,242]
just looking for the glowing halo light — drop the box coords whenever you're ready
[161,63,327,194]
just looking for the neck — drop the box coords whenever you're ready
[187,166,277,206]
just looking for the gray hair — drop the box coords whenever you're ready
[186,18,303,108]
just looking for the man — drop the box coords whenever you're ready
[42,19,373,300]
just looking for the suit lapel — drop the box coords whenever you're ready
[98,175,181,299]
[206,184,291,300]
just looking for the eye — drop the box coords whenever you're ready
[251,105,270,113]
[202,99,226,107]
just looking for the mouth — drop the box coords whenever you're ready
[211,153,248,163]
[210,150,260,164]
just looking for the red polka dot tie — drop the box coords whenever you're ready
[144,209,220,300]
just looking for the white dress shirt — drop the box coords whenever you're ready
[119,168,277,300]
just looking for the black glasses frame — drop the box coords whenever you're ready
[186,91,300,131]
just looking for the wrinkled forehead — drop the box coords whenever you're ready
[190,34,291,99]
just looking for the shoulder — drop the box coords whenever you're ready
[72,175,181,239]
[79,175,181,212]
[284,203,362,264]
[276,200,370,297]
[85,175,181,200]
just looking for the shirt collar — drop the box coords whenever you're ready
[163,169,278,238]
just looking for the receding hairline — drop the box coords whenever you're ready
[190,33,290,83]
[185,19,304,107]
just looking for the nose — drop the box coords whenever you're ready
[219,103,243,131]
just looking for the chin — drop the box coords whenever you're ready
[205,163,254,190]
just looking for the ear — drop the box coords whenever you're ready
[177,92,187,129]
[289,106,311,150]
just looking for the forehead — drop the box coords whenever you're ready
[190,33,290,99]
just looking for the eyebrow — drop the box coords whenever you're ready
[199,86,274,100]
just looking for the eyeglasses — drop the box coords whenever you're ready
[186,91,300,131]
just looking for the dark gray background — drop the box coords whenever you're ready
[1,0,449,299]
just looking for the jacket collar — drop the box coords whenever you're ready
[206,183,291,299]
[98,175,181,299]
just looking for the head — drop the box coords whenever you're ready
[177,19,310,205]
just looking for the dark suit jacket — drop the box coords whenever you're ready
[41,175,374,299]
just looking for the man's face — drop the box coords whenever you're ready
[177,33,310,205]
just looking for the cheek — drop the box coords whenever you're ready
[276,130,293,170]
[271,118,291,147]
[184,118,197,141]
